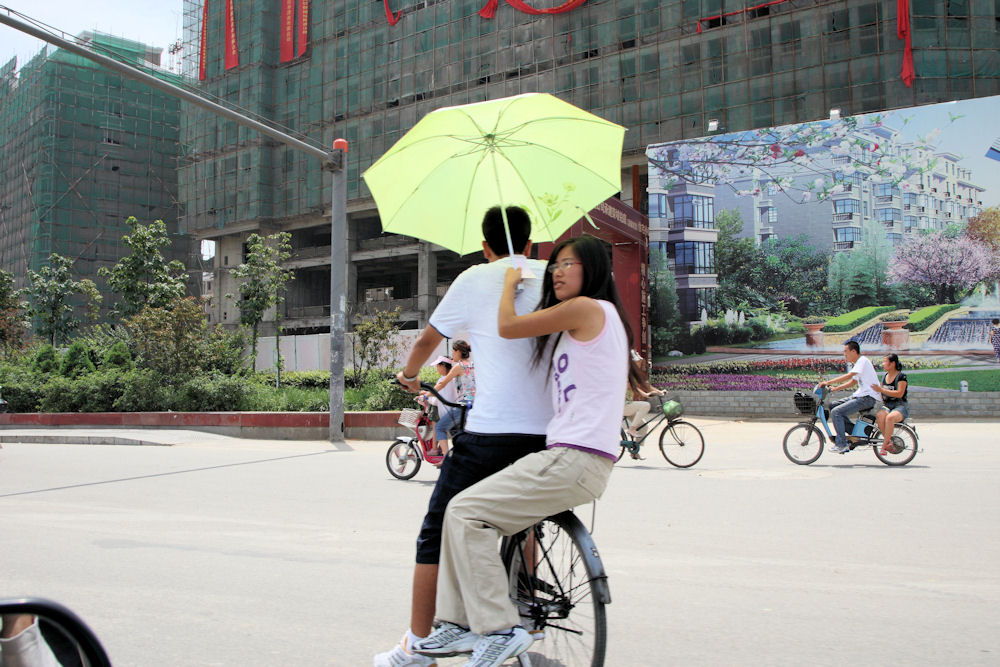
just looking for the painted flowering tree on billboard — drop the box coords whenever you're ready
[647,114,951,205]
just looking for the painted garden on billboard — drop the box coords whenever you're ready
[645,95,1000,392]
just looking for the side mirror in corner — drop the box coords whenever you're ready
[0,597,112,667]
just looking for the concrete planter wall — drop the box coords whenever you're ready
[672,390,1000,420]
[3,391,998,441]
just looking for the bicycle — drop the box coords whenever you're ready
[402,383,609,666]
[618,394,705,468]
[384,393,457,480]
[782,384,919,466]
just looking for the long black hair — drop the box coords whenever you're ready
[531,235,643,390]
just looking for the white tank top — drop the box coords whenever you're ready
[545,300,628,459]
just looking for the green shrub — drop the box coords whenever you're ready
[112,370,178,412]
[878,310,909,323]
[906,304,962,331]
[60,340,96,378]
[786,321,807,333]
[821,306,896,332]
[37,371,125,412]
[361,376,413,411]
[32,344,59,375]
[0,366,44,411]
[256,369,330,389]
[173,373,259,412]
[802,315,827,324]
[101,341,133,370]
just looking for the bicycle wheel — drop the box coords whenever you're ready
[658,420,705,468]
[504,512,607,667]
[782,423,824,465]
[385,439,421,480]
[873,423,918,466]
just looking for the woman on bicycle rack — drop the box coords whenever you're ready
[623,351,664,437]
[870,353,909,456]
[412,235,642,667]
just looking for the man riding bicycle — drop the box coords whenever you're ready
[818,340,881,454]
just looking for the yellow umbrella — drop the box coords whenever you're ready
[362,93,625,255]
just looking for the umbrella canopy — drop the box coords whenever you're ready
[362,93,625,255]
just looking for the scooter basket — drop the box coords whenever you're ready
[793,392,817,414]
[398,408,422,429]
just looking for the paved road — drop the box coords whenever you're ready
[2,421,998,666]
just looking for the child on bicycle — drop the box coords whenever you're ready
[412,235,642,667]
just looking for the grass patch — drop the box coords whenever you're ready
[903,369,1000,392]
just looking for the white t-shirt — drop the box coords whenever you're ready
[546,300,628,458]
[429,256,553,435]
[848,355,880,400]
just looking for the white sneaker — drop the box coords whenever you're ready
[412,621,480,657]
[374,634,437,667]
[463,626,532,667]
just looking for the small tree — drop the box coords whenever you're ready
[99,217,188,318]
[60,340,96,378]
[352,307,403,377]
[24,254,103,346]
[229,232,295,374]
[126,296,209,378]
[648,250,683,356]
[889,231,997,303]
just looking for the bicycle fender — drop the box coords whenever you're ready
[553,510,612,605]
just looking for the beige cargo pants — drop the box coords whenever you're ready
[434,446,613,635]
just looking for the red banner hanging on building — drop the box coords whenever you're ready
[198,0,209,80]
[280,0,295,62]
[224,0,239,70]
[897,0,915,87]
[383,0,587,24]
[297,0,310,58]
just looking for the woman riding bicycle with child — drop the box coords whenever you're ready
[423,340,475,457]
[411,235,643,667]
[870,353,908,456]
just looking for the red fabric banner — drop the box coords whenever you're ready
[897,0,914,87]
[198,0,209,80]
[280,0,295,62]
[386,0,586,24]
[297,0,309,58]
[697,0,788,33]
[383,0,401,26]
[503,0,588,15]
[224,0,239,70]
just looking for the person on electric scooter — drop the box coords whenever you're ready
[819,340,881,454]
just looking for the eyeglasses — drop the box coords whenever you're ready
[546,259,581,274]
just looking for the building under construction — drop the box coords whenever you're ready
[0,32,195,324]
[178,0,998,334]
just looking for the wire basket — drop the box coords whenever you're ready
[793,392,817,415]
[398,408,423,429]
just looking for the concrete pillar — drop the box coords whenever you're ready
[417,242,437,327]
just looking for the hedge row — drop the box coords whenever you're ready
[821,306,897,332]
[906,304,962,332]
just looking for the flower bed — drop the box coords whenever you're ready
[652,356,946,378]
[653,374,814,392]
